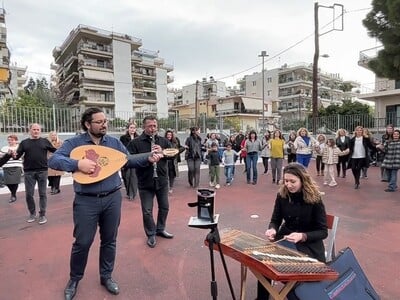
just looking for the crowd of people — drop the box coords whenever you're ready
[0,111,398,299]
[190,124,398,193]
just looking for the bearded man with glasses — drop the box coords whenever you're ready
[49,107,163,300]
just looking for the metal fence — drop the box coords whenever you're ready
[280,113,399,135]
[0,106,398,135]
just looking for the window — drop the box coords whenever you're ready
[267,90,272,96]
[395,80,400,89]
[267,77,272,83]
[97,60,105,68]
[252,81,256,86]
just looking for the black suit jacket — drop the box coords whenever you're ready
[127,133,172,189]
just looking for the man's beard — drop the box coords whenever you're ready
[90,130,106,138]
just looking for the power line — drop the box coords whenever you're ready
[215,7,372,82]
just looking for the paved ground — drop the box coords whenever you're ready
[0,161,399,300]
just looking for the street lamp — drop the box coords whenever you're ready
[259,50,268,132]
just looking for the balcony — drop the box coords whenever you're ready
[358,46,383,70]
[81,96,115,106]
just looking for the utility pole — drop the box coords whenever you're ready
[195,80,199,127]
[312,2,343,134]
[312,3,319,135]
[259,51,268,132]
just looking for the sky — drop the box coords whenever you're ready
[4,0,379,92]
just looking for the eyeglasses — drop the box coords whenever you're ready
[91,119,108,125]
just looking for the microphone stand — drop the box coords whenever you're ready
[206,224,236,300]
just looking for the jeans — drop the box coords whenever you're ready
[24,170,48,216]
[70,190,122,281]
[138,179,170,237]
[0,168,4,187]
[270,158,283,182]
[246,152,259,183]
[296,154,312,167]
[187,158,201,187]
[224,165,234,183]
[387,168,398,191]
[122,168,138,198]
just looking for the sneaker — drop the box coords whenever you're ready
[38,216,47,225]
[328,182,337,187]
[226,182,231,186]
[169,189,173,194]
[27,214,36,223]
[209,181,215,187]
[323,182,328,185]
[9,196,17,203]
[215,184,220,189]
[384,188,395,192]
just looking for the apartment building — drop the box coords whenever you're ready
[173,77,280,132]
[175,76,229,106]
[9,64,27,97]
[0,8,27,101]
[52,24,174,121]
[358,47,400,126]
[0,8,10,100]
[238,63,358,120]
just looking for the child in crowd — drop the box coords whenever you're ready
[315,134,326,176]
[222,143,241,186]
[322,138,349,187]
[206,142,221,189]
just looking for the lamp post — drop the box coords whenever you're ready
[259,51,268,132]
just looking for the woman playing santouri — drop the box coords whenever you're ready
[257,162,328,300]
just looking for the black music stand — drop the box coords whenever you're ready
[188,215,236,300]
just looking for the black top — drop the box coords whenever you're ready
[120,133,138,148]
[335,135,350,151]
[206,150,221,166]
[0,153,11,167]
[16,138,56,171]
[234,134,245,152]
[185,135,202,160]
[127,133,172,189]
[269,192,328,262]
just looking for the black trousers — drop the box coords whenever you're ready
[70,190,122,281]
[138,179,169,237]
[48,176,61,190]
[336,155,348,176]
[287,153,297,164]
[6,183,18,197]
[350,158,364,185]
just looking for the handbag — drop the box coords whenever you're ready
[294,247,380,300]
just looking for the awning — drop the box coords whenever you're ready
[83,69,114,81]
[242,97,262,110]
